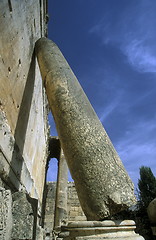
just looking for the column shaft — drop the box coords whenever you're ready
[54,149,68,229]
[35,38,136,220]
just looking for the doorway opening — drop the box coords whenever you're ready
[46,158,58,182]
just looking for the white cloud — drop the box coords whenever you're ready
[89,1,156,73]
[123,39,156,73]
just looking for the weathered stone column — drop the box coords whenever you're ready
[54,148,68,229]
[35,38,136,220]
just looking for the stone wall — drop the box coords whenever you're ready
[67,182,86,222]
[44,182,56,236]
[0,187,12,239]
[0,1,49,239]
[0,187,45,239]
[44,182,86,236]
[0,0,48,206]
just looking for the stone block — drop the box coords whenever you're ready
[59,220,145,240]
[37,225,46,240]
[147,198,156,224]
[11,191,34,239]
[0,0,48,206]
[0,188,12,240]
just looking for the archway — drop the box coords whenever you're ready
[46,158,58,182]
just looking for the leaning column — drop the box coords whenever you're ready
[35,38,136,220]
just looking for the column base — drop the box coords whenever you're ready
[58,220,144,240]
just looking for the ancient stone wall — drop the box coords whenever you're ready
[0,188,12,239]
[0,0,48,206]
[0,187,45,239]
[44,182,86,236]
[44,182,56,236]
[67,182,86,222]
[0,1,49,238]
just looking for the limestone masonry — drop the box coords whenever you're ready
[44,182,86,238]
[0,0,48,239]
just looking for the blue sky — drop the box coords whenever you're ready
[47,0,156,189]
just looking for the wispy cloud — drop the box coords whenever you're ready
[115,118,156,187]
[123,39,156,73]
[47,0,156,186]
[99,93,121,123]
[89,0,156,73]
[99,100,118,123]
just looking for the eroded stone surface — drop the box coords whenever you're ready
[44,182,56,235]
[60,220,145,240]
[147,198,156,224]
[54,149,68,229]
[0,0,48,205]
[0,188,12,240]
[67,183,86,222]
[11,191,34,239]
[36,37,136,220]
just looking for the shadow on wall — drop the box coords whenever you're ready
[9,51,36,190]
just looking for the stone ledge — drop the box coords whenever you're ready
[59,220,144,240]
[66,220,136,228]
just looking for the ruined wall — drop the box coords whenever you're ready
[67,182,86,222]
[44,182,86,236]
[0,0,48,206]
[44,182,56,236]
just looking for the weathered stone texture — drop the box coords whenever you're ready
[147,198,156,237]
[11,192,34,239]
[147,198,156,224]
[0,188,12,240]
[0,0,48,206]
[44,182,56,237]
[54,150,68,229]
[0,190,45,240]
[44,182,86,234]
[67,183,86,222]
[60,220,145,240]
[36,37,136,220]
[11,191,46,240]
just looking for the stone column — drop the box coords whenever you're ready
[35,38,136,220]
[48,137,68,229]
[54,148,68,230]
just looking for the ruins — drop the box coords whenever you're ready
[35,37,136,221]
[0,1,147,239]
